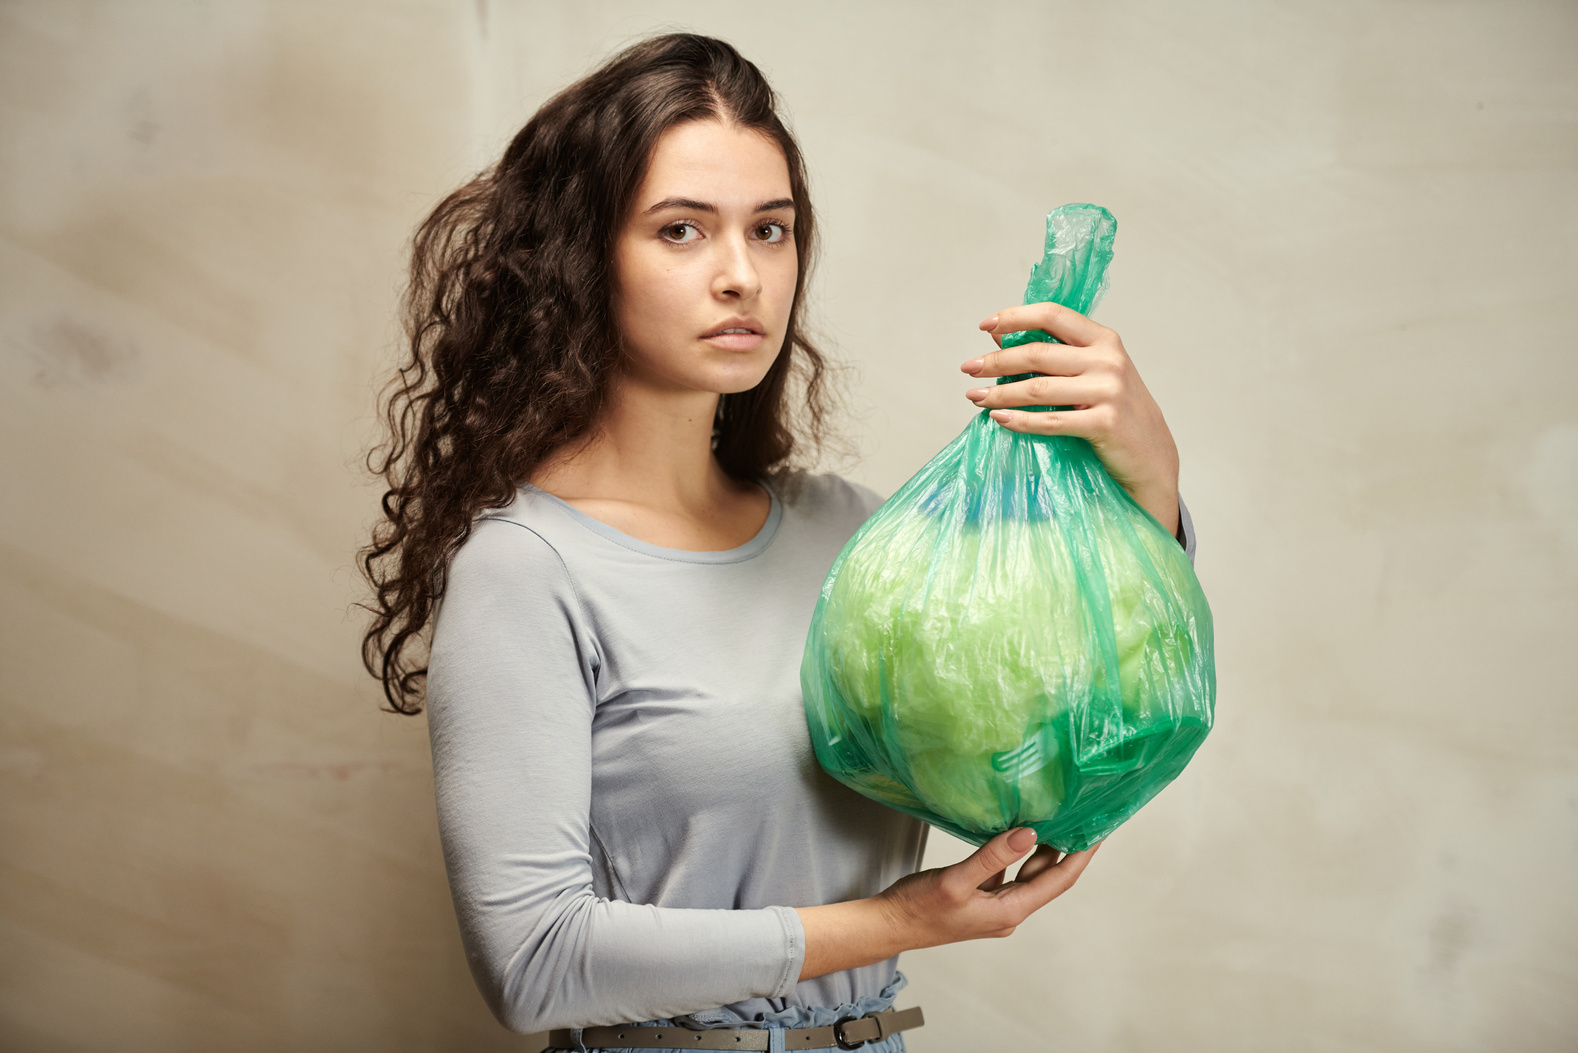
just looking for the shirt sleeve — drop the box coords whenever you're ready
[425,518,806,1034]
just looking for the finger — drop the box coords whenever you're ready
[949,828,1038,891]
[960,341,1097,380]
[987,406,1110,440]
[979,302,1106,347]
[1012,845,1064,884]
[1000,843,1102,913]
[966,374,1113,411]
[977,867,1008,892]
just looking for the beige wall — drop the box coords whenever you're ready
[2,1,1574,1050]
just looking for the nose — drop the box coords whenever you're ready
[711,230,761,302]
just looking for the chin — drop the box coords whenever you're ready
[710,371,776,396]
[696,358,780,395]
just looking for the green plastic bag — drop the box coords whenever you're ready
[800,204,1215,852]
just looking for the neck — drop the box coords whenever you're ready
[532,368,739,513]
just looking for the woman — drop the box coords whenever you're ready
[362,33,1193,1051]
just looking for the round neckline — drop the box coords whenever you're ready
[519,480,783,565]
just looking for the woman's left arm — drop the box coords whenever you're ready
[961,303,1182,539]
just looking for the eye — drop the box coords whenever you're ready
[661,222,701,243]
[754,221,789,244]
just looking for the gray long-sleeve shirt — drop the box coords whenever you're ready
[425,470,1197,1034]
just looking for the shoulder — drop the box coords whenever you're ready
[433,491,595,649]
[444,488,577,597]
[773,469,885,528]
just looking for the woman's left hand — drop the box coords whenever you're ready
[962,303,1181,538]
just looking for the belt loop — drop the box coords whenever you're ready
[768,1025,787,1053]
[569,1027,588,1052]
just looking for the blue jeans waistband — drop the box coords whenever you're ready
[559,970,911,1053]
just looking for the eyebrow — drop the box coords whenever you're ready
[642,197,796,216]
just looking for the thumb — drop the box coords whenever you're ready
[958,828,1038,888]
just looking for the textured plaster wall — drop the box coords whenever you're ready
[2,2,1574,1051]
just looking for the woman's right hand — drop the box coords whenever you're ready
[876,828,1100,948]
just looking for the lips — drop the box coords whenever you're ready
[701,317,768,351]
[702,317,765,338]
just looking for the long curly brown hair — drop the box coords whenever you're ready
[360,34,840,714]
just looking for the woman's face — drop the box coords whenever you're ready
[611,119,799,398]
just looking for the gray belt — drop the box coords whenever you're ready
[546,1005,924,1050]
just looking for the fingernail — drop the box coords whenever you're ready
[978,315,999,331]
[960,357,984,374]
[965,387,988,402]
[1008,828,1037,852]
[989,409,1012,423]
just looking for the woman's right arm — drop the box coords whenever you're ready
[427,520,804,1033]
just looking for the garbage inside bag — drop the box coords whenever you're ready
[800,204,1216,852]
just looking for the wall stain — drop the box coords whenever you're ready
[127,85,159,146]
[1427,902,1476,977]
[7,203,265,366]
[26,314,141,389]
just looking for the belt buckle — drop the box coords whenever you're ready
[832,1013,870,1050]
